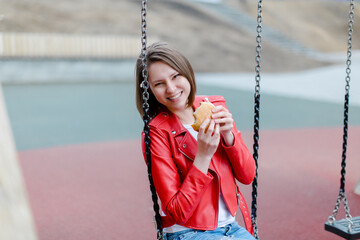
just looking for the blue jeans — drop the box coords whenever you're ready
[164,222,255,240]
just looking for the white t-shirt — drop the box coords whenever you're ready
[163,124,235,233]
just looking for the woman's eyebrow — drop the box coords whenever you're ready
[150,78,164,85]
[170,70,179,77]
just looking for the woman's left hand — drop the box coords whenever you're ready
[211,105,234,146]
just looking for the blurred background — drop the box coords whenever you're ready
[0,0,360,150]
[0,0,360,239]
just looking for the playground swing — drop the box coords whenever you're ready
[324,0,360,239]
[139,0,263,239]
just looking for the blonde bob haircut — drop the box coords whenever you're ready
[136,42,196,119]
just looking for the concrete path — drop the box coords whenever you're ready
[197,50,360,106]
[1,51,359,106]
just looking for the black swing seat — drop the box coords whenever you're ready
[325,216,360,240]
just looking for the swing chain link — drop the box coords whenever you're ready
[327,0,355,234]
[343,196,354,232]
[141,0,150,109]
[340,0,354,232]
[345,0,354,96]
[328,191,354,232]
[251,0,263,240]
[340,0,354,217]
[251,216,259,240]
[141,1,164,239]
[254,0,263,95]
[328,193,342,224]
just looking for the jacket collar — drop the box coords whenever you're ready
[161,110,196,161]
[161,96,204,137]
[154,96,211,161]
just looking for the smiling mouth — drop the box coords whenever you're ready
[168,92,182,100]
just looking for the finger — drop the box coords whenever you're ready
[211,124,221,147]
[205,119,216,135]
[219,125,233,133]
[212,110,231,120]
[212,105,226,113]
[212,111,226,119]
[215,117,233,125]
[199,118,210,134]
[214,122,220,138]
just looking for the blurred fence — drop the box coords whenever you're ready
[0,33,141,59]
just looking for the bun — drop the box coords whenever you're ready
[191,99,215,132]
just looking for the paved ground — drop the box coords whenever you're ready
[18,129,360,240]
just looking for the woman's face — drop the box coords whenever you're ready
[148,61,191,114]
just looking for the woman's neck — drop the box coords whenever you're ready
[173,107,194,125]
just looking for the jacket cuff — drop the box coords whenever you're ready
[180,165,213,193]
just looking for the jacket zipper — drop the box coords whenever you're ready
[178,148,194,161]
[179,147,220,225]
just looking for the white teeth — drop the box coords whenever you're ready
[169,92,181,100]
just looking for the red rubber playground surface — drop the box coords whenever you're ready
[18,126,360,240]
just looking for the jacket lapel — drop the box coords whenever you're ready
[176,131,197,161]
[169,96,213,165]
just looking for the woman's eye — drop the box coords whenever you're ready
[173,74,180,79]
[154,82,163,87]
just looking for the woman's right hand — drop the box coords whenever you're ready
[193,119,220,174]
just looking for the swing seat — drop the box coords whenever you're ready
[325,216,360,240]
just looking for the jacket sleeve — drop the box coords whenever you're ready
[142,127,213,224]
[219,101,256,185]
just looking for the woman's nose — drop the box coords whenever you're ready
[166,82,176,93]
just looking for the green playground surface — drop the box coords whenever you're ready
[2,82,360,151]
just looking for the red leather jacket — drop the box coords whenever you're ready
[142,95,256,233]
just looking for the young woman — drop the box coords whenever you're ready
[136,42,256,240]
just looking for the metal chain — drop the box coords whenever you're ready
[140,1,164,239]
[328,192,354,232]
[328,193,342,224]
[141,0,150,108]
[340,0,354,194]
[251,0,263,239]
[327,0,355,233]
[343,195,354,232]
